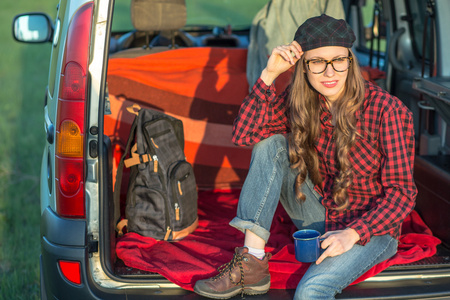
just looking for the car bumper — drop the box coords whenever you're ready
[40,207,102,299]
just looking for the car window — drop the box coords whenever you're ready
[405,0,430,61]
[111,0,269,32]
[349,0,387,70]
[360,0,386,53]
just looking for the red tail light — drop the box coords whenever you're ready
[61,62,85,100]
[55,2,94,218]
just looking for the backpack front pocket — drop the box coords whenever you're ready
[169,160,198,231]
[126,185,168,239]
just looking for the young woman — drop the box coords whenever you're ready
[194,14,417,299]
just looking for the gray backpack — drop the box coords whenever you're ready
[114,105,198,241]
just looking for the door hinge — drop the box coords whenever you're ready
[88,234,99,254]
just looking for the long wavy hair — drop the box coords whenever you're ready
[288,49,365,210]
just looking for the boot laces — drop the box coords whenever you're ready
[213,251,246,295]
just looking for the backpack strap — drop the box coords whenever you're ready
[116,219,128,236]
[113,110,139,230]
[124,143,153,168]
[126,103,141,116]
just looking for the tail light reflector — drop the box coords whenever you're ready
[58,260,82,285]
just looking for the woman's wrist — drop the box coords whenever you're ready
[260,68,278,86]
[345,227,360,244]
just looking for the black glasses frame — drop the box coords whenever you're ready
[305,56,353,74]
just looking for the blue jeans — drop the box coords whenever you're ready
[229,135,398,299]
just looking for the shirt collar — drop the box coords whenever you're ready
[319,95,333,126]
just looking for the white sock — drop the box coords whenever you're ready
[245,246,265,260]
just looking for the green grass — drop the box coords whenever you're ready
[0,0,56,299]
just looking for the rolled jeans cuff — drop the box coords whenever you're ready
[229,217,271,244]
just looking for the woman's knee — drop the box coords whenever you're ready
[293,235,398,299]
[252,134,287,160]
[294,278,337,300]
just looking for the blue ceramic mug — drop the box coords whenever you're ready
[293,229,322,263]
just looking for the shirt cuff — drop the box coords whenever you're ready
[348,219,371,245]
[255,78,276,98]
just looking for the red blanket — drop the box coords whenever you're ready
[116,189,441,290]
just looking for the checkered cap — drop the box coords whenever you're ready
[293,14,356,51]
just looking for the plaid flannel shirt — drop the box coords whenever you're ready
[232,78,417,245]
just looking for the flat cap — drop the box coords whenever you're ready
[293,14,356,51]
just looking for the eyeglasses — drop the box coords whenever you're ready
[305,56,352,74]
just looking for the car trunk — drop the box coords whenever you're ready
[98,46,450,298]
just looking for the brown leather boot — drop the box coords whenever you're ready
[194,247,272,299]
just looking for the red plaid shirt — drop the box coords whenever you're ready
[232,78,417,245]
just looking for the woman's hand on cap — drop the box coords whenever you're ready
[273,41,303,65]
[261,41,303,85]
[286,41,303,63]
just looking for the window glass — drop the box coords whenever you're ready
[111,0,269,32]
[360,0,386,53]
[185,0,268,30]
[111,0,131,32]
[406,0,430,60]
